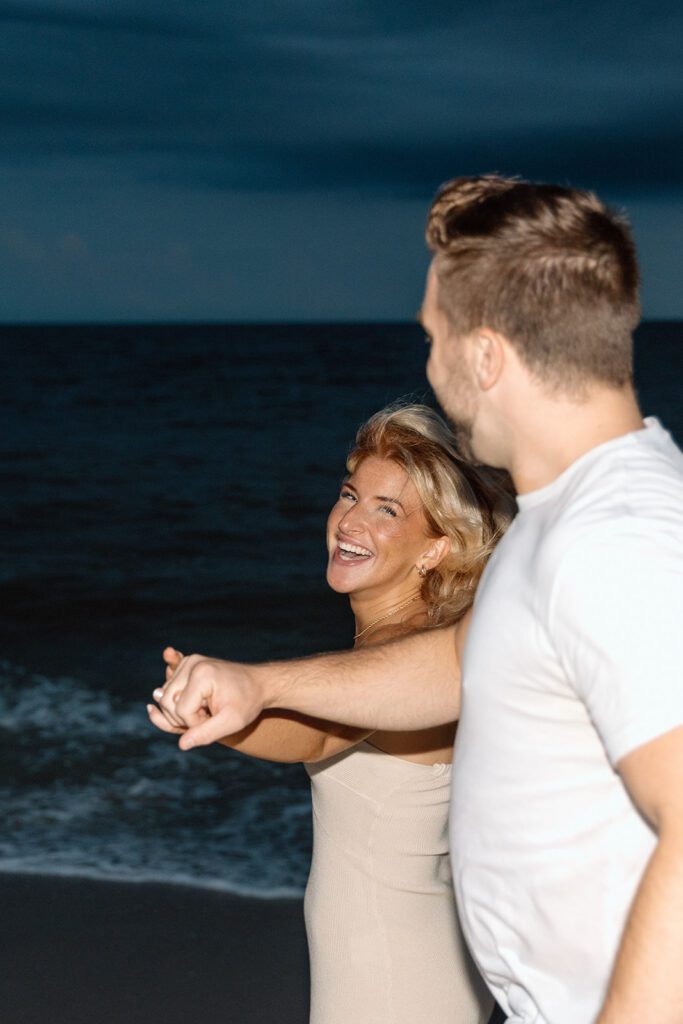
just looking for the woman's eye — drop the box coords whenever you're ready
[379,504,397,517]
[340,490,355,502]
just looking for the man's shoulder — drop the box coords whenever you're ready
[566,419,681,506]
[533,423,683,586]
[554,420,680,519]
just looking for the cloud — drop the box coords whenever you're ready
[0,0,680,319]
[0,0,680,196]
[0,1,200,37]
[184,116,683,194]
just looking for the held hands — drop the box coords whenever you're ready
[146,647,190,736]
[147,646,265,750]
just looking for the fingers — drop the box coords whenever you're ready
[153,653,213,730]
[147,703,185,735]
[163,646,184,681]
[179,709,242,750]
[149,655,264,751]
[153,649,194,728]
[163,646,184,671]
[152,684,186,729]
[147,700,210,737]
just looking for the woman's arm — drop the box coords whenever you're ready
[221,710,371,763]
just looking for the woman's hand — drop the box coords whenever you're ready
[163,645,184,681]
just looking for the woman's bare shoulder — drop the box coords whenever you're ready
[359,610,431,648]
[361,611,467,650]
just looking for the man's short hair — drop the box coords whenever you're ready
[426,176,641,391]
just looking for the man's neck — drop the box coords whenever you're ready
[508,385,645,495]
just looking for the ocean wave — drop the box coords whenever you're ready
[2,661,312,896]
[1,661,147,738]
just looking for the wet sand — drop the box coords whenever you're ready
[1,873,506,1024]
[0,874,309,1024]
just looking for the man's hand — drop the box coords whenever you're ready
[148,649,266,750]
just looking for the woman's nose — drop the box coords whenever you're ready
[338,502,364,533]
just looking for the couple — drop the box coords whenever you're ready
[150,176,683,1024]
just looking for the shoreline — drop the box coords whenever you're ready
[0,873,309,1024]
[0,864,305,901]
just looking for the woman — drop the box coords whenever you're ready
[152,403,515,1024]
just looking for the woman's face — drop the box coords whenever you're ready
[326,455,437,598]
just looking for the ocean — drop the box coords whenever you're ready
[1,322,681,897]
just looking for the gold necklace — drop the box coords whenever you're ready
[353,595,422,642]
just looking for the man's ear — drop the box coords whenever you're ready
[470,328,505,391]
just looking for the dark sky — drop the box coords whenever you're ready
[0,0,681,321]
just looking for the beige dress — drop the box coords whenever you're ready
[304,741,492,1024]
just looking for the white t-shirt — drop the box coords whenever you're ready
[450,418,683,1024]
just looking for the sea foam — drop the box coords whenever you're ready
[1,660,312,897]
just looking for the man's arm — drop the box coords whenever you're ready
[547,520,683,1021]
[152,620,464,751]
[596,724,683,1024]
[148,647,371,762]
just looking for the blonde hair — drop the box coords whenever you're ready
[347,403,516,626]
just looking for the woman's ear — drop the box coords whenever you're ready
[418,536,451,572]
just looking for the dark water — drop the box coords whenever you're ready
[1,322,681,894]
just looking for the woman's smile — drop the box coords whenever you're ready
[333,537,375,564]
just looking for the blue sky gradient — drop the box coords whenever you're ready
[0,0,681,320]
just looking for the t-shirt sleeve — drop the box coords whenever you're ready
[546,519,683,766]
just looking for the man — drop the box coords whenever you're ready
[150,177,683,1023]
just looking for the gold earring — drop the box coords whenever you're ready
[418,565,427,578]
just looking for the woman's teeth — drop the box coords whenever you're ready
[338,541,373,561]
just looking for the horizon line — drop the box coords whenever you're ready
[1,317,681,328]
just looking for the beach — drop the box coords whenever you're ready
[0,874,309,1024]
[1,874,509,1024]
[1,322,678,1024]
